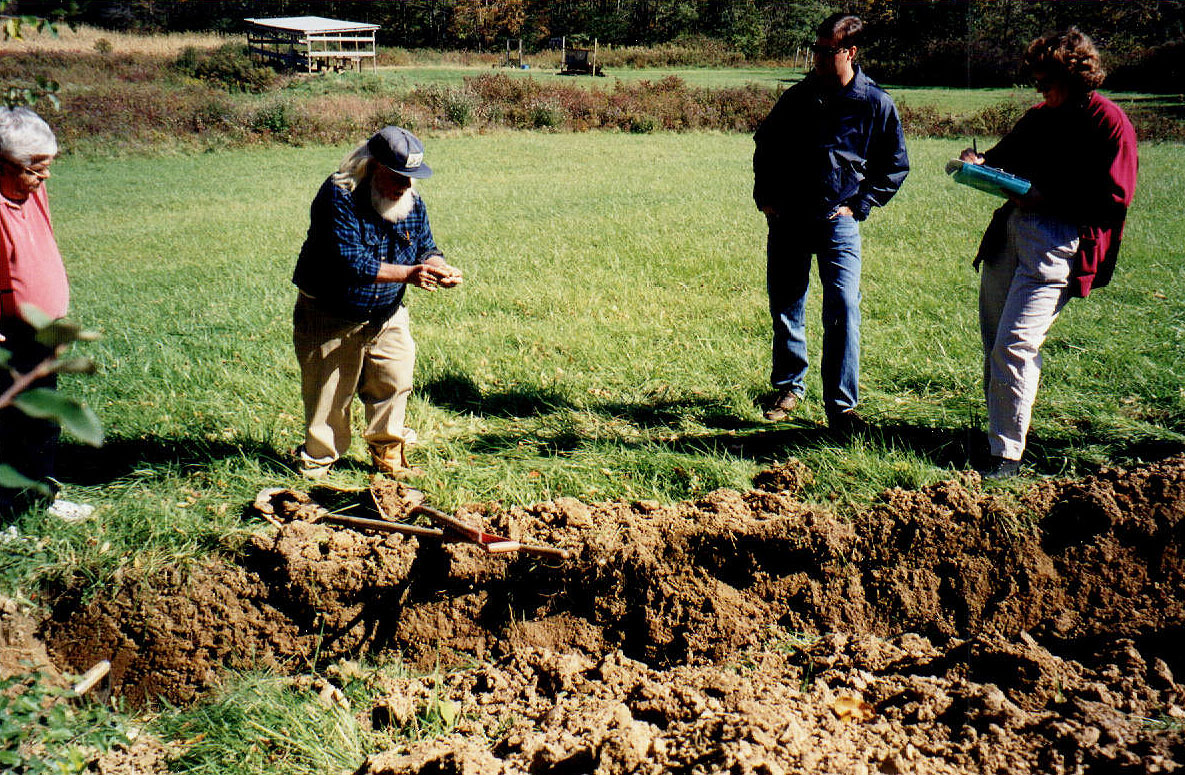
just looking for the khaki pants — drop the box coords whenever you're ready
[978,209,1078,461]
[294,294,416,468]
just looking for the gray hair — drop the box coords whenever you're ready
[332,141,375,192]
[0,107,58,165]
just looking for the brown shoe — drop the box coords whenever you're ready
[763,390,802,421]
[369,442,424,478]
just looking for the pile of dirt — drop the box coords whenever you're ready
[32,455,1185,772]
[354,634,1184,774]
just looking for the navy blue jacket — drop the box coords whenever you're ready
[293,177,442,323]
[753,66,909,221]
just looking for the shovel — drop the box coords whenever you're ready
[253,487,570,560]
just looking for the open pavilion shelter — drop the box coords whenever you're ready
[245,16,380,73]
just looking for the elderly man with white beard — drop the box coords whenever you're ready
[292,126,461,480]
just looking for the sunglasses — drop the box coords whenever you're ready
[811,44,850,56]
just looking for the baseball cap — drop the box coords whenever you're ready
[367,126,433,179]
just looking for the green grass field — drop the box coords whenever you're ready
[376,64,805,89]
[1,131,1182,600]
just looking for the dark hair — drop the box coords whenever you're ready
[817,13,863,48]
[1024,27,1106,92]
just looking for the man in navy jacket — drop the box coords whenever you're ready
[754,13,908,429]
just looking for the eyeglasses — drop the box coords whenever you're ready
[4,159,51,180]
[811,44,849,56]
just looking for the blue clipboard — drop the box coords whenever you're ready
[945,159,1032,199]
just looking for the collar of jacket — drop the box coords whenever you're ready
[806,64,871,101]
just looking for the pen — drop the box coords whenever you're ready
[973,138,978,156]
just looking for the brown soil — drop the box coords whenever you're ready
[21,456,1185,773]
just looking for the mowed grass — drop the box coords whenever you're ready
[2,132,1181,595]
[294,63,804,93]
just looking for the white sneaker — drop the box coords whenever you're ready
[47,500,95,523]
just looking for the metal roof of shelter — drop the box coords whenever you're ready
[244,16,379,34]
[244,16,380,73]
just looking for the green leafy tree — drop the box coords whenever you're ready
[449,0,526,49]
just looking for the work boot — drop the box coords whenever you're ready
[763,389,802,421]
[979,456,1022,480]
[369,442,423,478]
[293,445,333,481]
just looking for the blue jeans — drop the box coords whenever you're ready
[766,213,862,418]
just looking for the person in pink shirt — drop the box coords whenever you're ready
[0,107,90,520]
[959,28,1138,479]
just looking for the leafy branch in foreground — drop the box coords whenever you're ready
[0,0,73,110]
[0,304,101,495]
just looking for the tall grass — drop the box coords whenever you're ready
[5,23,229,56]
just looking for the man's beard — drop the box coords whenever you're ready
[370,180,416,222]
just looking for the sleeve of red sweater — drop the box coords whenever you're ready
[1072,94,1138,298]
[1092,94,1139,224]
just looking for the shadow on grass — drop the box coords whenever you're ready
[422,372,572,418]
[54,434,296,486]
[465,412,1185,478]
[422,372,753,431]
[54,381,1185,488]
[426,371,1185,473]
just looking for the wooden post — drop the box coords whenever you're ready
[73,660,111,696]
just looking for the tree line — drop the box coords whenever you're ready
[9,0,1185,88]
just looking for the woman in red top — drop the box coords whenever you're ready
[0,107,89,519]
[959,28,1138,479]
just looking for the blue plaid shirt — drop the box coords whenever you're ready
[293,177,443,322]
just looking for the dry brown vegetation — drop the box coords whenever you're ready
[6,23,228,56]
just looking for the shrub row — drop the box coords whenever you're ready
[23,64,1185,154]
[899,97,1185,144]
[51,72,779,153]
[431,73,773,133]
[376,38,762,71]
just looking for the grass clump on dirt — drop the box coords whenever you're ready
[154,662,475,775]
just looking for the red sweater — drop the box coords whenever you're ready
[0,185,69,321]
[983,91,1138,298]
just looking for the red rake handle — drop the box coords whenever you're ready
[410,505,571,560]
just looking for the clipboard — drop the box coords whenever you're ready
[945,159,1032,199]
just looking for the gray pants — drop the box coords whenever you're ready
[293,294,416,468]
[978,209,1079,460]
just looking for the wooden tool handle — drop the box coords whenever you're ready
[324,513,444,539]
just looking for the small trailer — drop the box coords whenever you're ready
[560,37,603,76]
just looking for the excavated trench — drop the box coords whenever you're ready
[24,456,1185,773]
